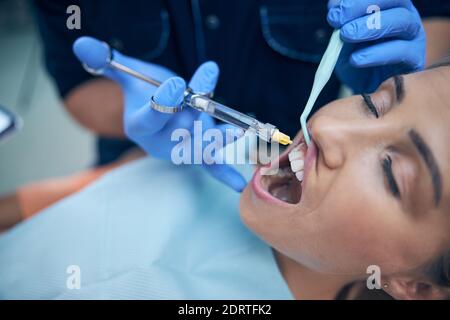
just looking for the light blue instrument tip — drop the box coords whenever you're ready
[300,29,344,146]
[73,36,111,71]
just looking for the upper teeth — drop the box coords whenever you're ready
[288,143,305,181]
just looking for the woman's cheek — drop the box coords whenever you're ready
[303,191,390,271]
[332,161,417,271]
[239,187,254,227]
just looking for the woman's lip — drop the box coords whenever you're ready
[250,134,305,208]
[303,138,318,187]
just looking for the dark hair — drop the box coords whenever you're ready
[422,56,450,296]
[424,252,450,288]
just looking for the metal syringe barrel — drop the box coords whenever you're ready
[188,94,276,143]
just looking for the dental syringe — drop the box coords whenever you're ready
[73,37,292,145]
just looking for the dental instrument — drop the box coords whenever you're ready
[74,39,292,146]
[0,105,22,143]
[300,29,344,146]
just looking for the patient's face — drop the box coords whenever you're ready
[240,66,450,277]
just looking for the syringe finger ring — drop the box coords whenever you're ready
[150,96,181,114]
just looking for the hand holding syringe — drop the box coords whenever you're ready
[73,36,290,192]
[73,37,292,146]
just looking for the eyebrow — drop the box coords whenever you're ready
[393,75,405,103]
[408,129,442,206]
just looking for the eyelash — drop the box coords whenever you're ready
[361,94,379,118]
[361,94,400,199]
[382,156,401,199]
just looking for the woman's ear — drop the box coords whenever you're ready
[383,276,448,300]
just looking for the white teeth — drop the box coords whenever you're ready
[288,145,306,182]
[260,166,277,176]
[295,171,304,181]
[290,159,304,172]
[288,151,302,162]
[288,145,305,159]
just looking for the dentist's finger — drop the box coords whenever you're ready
[327,0,411,28]
[202,121,246,192]
[215,123,245,147]
[203,163,247,193]
[188,61,220,94]
[125,77,186,136]
[327,0,340,10]
[349,39,424,70]
[163,61,220,132]
[340,7,420,43]
[162,62,220,132]
[73,36,173,88]
[73,36,129,84]
[73,37,110,72]
[200,121,244,165]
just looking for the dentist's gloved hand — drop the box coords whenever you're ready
[327,0,426,93]
[73,37,247,192]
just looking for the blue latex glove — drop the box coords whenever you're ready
[73,37,247,192]
[327,0,426,93]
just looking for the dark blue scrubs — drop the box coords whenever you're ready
[34,0,450,165]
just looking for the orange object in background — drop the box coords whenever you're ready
[17,163,117,219]
[16,149,143,219]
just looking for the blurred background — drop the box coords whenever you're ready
[0,0,95,194]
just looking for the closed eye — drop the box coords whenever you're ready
[361,94,379,118]
[382,156,401,199]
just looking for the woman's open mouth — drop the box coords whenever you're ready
[251,134,312,206]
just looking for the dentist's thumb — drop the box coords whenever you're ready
[73,36,141,86]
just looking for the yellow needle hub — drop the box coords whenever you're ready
[271,129,292,145]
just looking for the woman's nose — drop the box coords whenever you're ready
[310,115,355,169]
